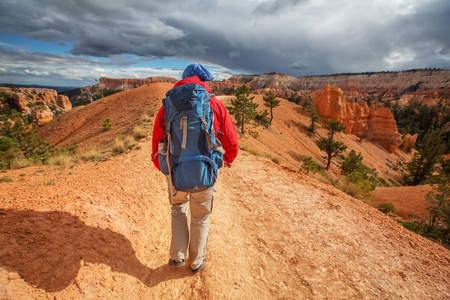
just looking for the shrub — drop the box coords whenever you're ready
[336,180,372,202]
[0,176,13,183]
[0,136,20,169]
[336,172,373,202]
[1,111,55,165]
[102,118,113,130]
[124,135,136,148]
[378,177,388,186]
[301,156,319,175]
[133,125,148,140]
[379,203,396,214]
[254,110,271,128]
[270,155,281,165]
[249,130,259,139]
[112,135,136,154]
[11,158,41,169]
[46,154,74,166]
[78,150,106,161]
[112,137,126,153]
[340,150,370,176]
[396,220,425,235]
[388,178,400,187]
[141,113,152,123]
[309,171,334,185]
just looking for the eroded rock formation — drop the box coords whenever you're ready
[0,87,72,126]
[401,134,419,152]
[313,85,404,152]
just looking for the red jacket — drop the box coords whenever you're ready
[151,76,239,170]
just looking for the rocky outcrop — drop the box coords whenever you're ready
[313,85,403,152]
[0,87,72,126]
[401,134,419,152]
[97,77,177,91]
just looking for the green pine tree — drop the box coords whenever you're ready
[1,111,54,165]
[227,85,259,134]
[403,128,445,186]
[425,173,450,234]
[316,119,347,170]
[305,101,322,134]
[340,150,368,176]
[263,93,281,124]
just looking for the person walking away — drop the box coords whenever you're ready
[151,63,238,273]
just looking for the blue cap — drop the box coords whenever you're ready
[182,63,214,82]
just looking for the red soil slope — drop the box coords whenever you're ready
[371,185,434,220]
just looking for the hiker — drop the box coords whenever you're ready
[151,63,239,273]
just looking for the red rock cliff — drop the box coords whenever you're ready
[0,87,72,126]
[313,85,404,152]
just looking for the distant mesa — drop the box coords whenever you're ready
[97,76,177,91]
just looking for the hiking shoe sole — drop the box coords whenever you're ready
[168,258,185,266]
[192,263,203,273]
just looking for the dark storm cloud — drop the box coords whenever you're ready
[253,0,308,15]
[0,47,152,67]
[0,0,449,79]
[0,0,185,57]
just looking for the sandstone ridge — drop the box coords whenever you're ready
[97,77,177,91]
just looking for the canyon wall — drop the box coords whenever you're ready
[209,69,450,102]
[71,70,449,106]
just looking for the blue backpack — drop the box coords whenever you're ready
[157,83,223,193]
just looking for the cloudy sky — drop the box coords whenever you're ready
[0,0,449,87]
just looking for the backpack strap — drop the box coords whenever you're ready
[180,113,188,150]
[165,122,176,196]
[200,117,223,152]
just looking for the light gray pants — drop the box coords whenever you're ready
[167,178,214,270]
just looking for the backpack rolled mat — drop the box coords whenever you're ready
[157,83,223,193]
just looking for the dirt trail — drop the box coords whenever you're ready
[1,136,449,299]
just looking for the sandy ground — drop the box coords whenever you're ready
[1,138,449,299]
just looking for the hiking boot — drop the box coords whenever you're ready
[168,258,185,266]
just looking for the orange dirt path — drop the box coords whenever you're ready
[1,138,449,299]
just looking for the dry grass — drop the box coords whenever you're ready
[46,154,74,166]
[335,180,372,202]
[11,158,41,169]
[239,141,280,164]
[141,112,152,123]
[78,149,106,161]
[308,171,334,185]
[133,125,148,140]
[112,135,136,154]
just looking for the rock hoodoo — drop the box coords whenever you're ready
[313,85,404,152]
